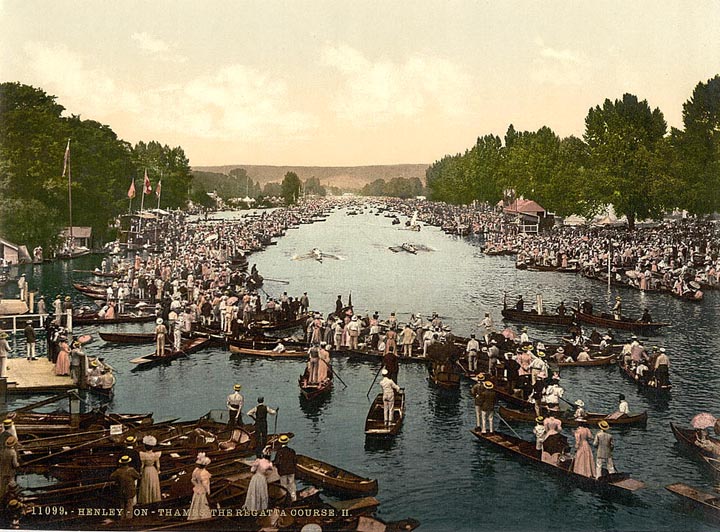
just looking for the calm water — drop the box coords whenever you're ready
[4,207,720,531]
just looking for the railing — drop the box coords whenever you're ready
[0,313,50,334]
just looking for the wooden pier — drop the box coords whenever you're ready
[3,358,75,395]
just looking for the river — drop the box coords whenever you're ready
[5,206,720,531]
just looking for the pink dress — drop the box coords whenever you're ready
[572,426,596,477]
[55,348,70,376]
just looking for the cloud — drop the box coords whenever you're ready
[131,32,186,63]
[321,43,475,126]
[531,39,591,86]
[21,42,317,142]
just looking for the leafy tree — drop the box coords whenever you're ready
[281,172,302,204]
[584,93,669,229]
[303,176,326,197]
[263,181,282,197]
[189,182,216,208]
[132,141,192,209]
[671,75,720,215]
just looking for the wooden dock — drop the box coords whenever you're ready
[0,299,29,316]
[5,358,75,395]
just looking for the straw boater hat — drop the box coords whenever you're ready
[3,419,13,427]
[381,369,388,376]
[5,436,17,447]
[556,347,565,353]
[575,399,585,408]
[598,420,610,431]
[233,384,242,391]
[156,318,163,324]
[483,381,494,389]
[118,455,132,464]
[535,416,544,424]
[125,436,136,444]
[278,434,290,445]
[0,332,7,339]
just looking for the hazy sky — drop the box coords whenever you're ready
[1,1,718,167]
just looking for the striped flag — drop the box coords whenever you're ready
[143,170,152,195]
[127,178,136,199]
[61,140,71,177]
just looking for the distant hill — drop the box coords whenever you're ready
[192,164,429,190]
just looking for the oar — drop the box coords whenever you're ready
[274,407,279,435]
[320,357,347,388]
[366,365,384,398]
[559,396,578,411]
[263,278,289,285]
[496,411,522,439]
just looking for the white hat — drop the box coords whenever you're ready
[195,452,211,466]
[351,316,358,321]
[574,399,585,407]
[142,435,157,446]
[381,369,388,376]
[156,318,163,324]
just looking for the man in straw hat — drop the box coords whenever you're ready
[273,434,297,501]
[154,318,167,356]
[227,384,244,427]
[612,296,622,321]
[110,456,141,520]
[593,420,616,478]
[0,436,20,499]
[478,380,496,434]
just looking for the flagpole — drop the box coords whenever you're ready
[157,171,163,210]
[139,170,146,234]
[64,139,73,251]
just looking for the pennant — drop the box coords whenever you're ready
[143,170,152,195]
[127,178,136,199]
[155,180,162,198]
[61,140,71,177]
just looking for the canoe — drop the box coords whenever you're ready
[670,423,720,465]
[229,345,308,359]
[619,361,672,392]
[72,269,122,278]
[99,331,155,344]
[471,429,645,496]
[250,313,311,332]
[575,309,670,333]
[227,336,310,351]
[498,406,648,427]
[557,353,618,367]
[365,390,405,438]
[131,337,211,368]
[501,308,574,326]
[666,483,720,521]
[295,454,378,496]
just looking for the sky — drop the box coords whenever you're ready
[1,1,718,167]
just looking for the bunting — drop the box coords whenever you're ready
[143,170,152,195]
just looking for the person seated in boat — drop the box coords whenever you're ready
[515,295,524,311]
[640,308,652,323]
[589,329,601,344]
[98,369,116,389]
[611,394,630,418]
[552,347,572,364]
[105,301,116,320]
[86,359,103,386]
[598,335,612,353]
[576,347,592,363]
[635,361,650,384]
[272,342,286,353]
[543,374,564,412]
[573,400,587,420]
[556,301,567,317]
[580,300,593,315]
[694,429,720,456]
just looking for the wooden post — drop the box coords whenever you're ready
[78,353,88,390]
[0,377,6,404]
[70,390,81,427]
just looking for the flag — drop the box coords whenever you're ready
[155,180,162,198]
[127,178,136,199]
[143,170,152,195]
[61,140,71,177]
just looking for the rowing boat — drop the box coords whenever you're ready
[365,390,405,438]
[471,429,645,497]
[427,363,461,390]
[575,309,670,333]
[619,361,672,392]
[295,454,378,496]
[131,337,211,369]
[229,345,308,359]
[74,313,157,326]
[498,406,648,427]
[666,483,720,521]
[670,423,720,468]
[501,307,574,326]
[298,367,333,400]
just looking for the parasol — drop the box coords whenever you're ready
[689,281,701,290]
[501,328,517,340]
[227,296,238,305]
[691,412,717,429]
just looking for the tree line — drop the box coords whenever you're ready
[426,75,720,229]
[0,82,193,250]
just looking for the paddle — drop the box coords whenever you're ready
[320,357,347,388]
[496,411,522,439]
[263,278,289,285]
[366,365,384,398]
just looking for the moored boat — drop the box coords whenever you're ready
[557,353,618,367]
[666,483,720,521]
[470,429,645,497]
[365,390,405,438]
[295,454,378,496]
[74,312,157,326]
[501,307,574,327]
[298,368,333,401]
[229,345,308,359]
[670,423,720,466]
